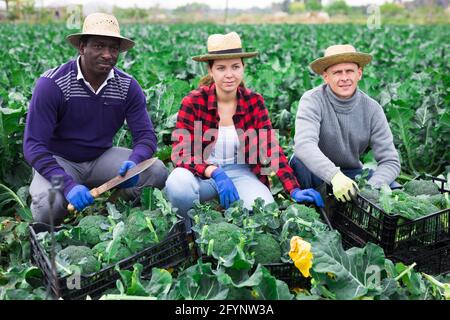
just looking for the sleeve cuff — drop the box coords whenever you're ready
[63,180,78,199]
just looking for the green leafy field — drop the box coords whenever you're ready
[0,23,449,300]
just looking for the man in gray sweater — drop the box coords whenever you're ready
[291,44,401,202]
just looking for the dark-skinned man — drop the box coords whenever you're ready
[23,13,168,224]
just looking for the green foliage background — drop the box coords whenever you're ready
[0,23,449,190]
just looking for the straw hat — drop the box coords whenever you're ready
[192,32,258,62]
[66,13,135,53]
[310,44,372,74]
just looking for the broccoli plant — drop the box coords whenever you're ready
[403,179,440,196]
[198,222,245,260]
[422,273,450,300]
[188,201,226,239]
[251,198,281,232]
[359,187,381,205]
[123,210,169,253]
[56,245,101,276]
[92,221,132,265]
[37,189,181,280]
[250,233,282,265]
[74,215,111,247]
[92,240,131,265]
[278,204,329,262]
[378,185,441,220]
[223,200,250,227]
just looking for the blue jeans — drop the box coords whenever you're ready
[289,156,401,189]
[165,164,274,232]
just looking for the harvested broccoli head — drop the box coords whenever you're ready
[360,188,380,204]
[403,179,440,196]
[123,211,169,253]
[202,222,244,258]
[57,245,101,275]
[392,196,440,220]
[77,215,111,247]
[414,194,449,210]
[92,241,132,264]
[188,201,224,224]
[379,187,442,220]
[251,233,281,264]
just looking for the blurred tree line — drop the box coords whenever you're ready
[0,0,448,24]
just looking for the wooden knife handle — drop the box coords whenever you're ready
[67,188,100,212]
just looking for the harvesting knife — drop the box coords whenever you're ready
[67,157,158,211]
[319,207,334,230]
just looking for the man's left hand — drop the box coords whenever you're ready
[118,160,139,189]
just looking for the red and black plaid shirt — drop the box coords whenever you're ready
[171,83,300,194]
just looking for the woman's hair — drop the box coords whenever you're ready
[199,59,245,87]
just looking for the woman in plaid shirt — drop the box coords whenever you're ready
[166,32,323,231]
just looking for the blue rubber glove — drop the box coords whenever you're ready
[291,188,325,208]
[211,168,240,209]
[66,185,94,212]
[118,160,139,189]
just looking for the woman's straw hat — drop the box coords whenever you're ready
[192,32,258,62]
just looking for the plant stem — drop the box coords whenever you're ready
[145,217,159,243]
[55,260,73,276]
[394,262,417,282]
[294,217,313,228]
[422,273,448,289]
[398,173,413,181]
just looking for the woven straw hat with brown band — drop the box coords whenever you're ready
[309,44,372,75]
[192,32,258,62]
[66,13,135,53]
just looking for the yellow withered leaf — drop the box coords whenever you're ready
[289,236,313,278]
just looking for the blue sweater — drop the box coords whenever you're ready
[23,59,157,196]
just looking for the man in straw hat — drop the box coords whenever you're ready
[290,44,401,202]
[23,13,168,224]
[166,32,324,231]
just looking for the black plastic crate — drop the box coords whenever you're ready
[391,241,450,275]
[263,262,311,289]
[30,217,190,300]
[331,176,450,253]
[338,227,450,275]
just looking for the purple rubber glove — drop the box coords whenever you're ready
[291,188,325,208]
[211,168,240,209]
[118,160,139,188]
[66,184,94,212]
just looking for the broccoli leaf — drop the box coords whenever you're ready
[216,246,254,270]
[214,266,263,288]
[250,265,293,300]
[115,264,148,297]
[145,268,173,299]
[310,231,387,300]
[169,261,229,300]
[106,202,122,220]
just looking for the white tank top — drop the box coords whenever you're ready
[207,125,240,166]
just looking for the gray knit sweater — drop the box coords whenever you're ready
[294,84,400,187]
